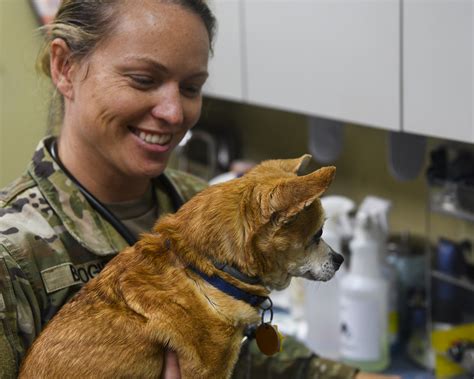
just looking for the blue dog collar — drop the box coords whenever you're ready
[190,267,268,307]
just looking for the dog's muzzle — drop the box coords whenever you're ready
[330,251,344,271]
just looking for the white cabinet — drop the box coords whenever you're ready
[403,0,474,143]
[243,0,400,131]
[203,0,244,102]
[204,0,474,143]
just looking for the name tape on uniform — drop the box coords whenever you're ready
[41,260,107,293]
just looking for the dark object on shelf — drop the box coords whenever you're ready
[426,145,448,184]
[387,233,427,343]
[447,340,474,375]
[457,180,474,213]
[449,151,474,181]
[432,238,464,324]
[427,145,474,218]
[427,145,474,185]
[404,288,433,371]
[435,238,465,276]
[462,240,474,282]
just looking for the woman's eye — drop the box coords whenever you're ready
[180,85,202,98]
[129,75,154,87]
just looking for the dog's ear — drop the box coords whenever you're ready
[276,154,312,175]
[265,166,336,224]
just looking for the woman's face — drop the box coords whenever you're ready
[64,0,210,180]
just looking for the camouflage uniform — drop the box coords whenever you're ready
[0,137,359,379]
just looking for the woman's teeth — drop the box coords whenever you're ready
[136,130,172,145]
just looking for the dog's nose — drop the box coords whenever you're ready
[330,252,344,270]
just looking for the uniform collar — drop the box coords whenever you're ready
[28,137,177,256]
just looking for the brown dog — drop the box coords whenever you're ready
[19,155,343,379]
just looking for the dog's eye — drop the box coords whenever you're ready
[312,228,323,244]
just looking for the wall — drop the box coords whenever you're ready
[0,0,50,187]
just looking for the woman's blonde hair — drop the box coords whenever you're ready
[37,0,216,131]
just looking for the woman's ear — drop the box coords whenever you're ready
[50,38,76,99]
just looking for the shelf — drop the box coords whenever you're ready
[429,181,474,223]
[431,270,474,293]
[430,203,474,223]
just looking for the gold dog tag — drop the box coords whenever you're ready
[255,323,284,356]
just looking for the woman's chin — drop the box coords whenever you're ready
[135,161,169,179]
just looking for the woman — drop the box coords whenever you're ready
[0,1,398,378]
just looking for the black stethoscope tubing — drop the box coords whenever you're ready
[48,139,184,246]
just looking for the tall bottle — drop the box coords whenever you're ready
[358,196,399,351]
[340,212,390,371]
[304,196,355,359]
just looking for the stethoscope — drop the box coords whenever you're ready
[48,138,185,246]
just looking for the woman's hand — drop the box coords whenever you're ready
[355,372,401,379]
[161,350,181,379]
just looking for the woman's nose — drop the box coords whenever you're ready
[150,83,184,126]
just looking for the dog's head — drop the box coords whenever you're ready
[239,154,342,290]
[168,154,343,291]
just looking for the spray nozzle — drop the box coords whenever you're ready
[358,196,392,234]
[352,211,372,239]
[321,196,356,239]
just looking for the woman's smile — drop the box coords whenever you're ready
[128,126,174,153]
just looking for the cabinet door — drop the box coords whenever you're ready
[403,0,473,142]
[243,0,400,131]
[204,0,244,101]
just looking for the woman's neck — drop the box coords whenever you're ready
[56,135,152,203]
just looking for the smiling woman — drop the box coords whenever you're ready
[0,1,216,377]
[45,0,211,202]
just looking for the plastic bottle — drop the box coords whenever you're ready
[304,196,355,359]
[340,212,390,371]
[358,196,399,351]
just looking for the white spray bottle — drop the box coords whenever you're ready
[358,196,399,350]
[339,211,390,371]
[304,196,355,359]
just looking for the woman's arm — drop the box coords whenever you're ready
[231,335,401,379]
[0,331,17,379]
[0,243,31,378]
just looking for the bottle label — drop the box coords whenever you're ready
[388,310,399,345]
[340,296,382,361]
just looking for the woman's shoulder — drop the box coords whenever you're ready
[0,171,50,227]
[0,171,36,207]
[0,171,59,253]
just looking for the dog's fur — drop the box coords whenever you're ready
[19,155,342,379]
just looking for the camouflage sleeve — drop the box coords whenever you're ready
[0,242,40,378]
[232,335,359,379]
